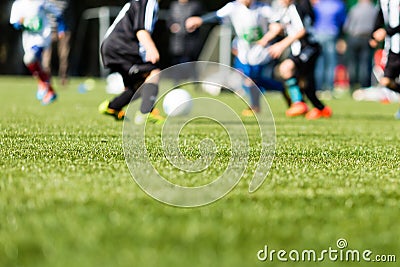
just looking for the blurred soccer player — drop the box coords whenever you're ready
[185,0,290,116]
[370,0,400,119]
[98,0,164,124]
[42,0,72,86]
[263,0,332,119]
[10,0,65,105]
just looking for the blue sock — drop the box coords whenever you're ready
[285,77,302,103]
[243,84,259,108]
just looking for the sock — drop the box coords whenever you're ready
[27,62,50,83]
[140,83,158,114]
[248,85,261,109]
[285,77,303,103]
[108,89,135,111]
[27,62,54,92]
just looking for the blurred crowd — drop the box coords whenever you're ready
[165,0,386,100]
[4,0,392,96]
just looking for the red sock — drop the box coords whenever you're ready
[27,62,54,92]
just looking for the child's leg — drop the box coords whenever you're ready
[380,52,400,93]
[279,59,303,104]
[303,74,332,119]
[378,52,400,119]
[278,59,308,116]
[256,76,291,107]
[140,69,160,114]
[380,77,400,93]
[302,71,325,110]
[24,46,53,89]
[299,55,332,120]
[108,89,137,111]
[242,78,261,112]
[24,46,57,104]
[107,64,149,111]
[248,84,261,112]
[103,68,161,122]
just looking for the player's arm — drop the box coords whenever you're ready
[9,3,25,30]
[268,24,306,59]
[257,22,283,47]
[257,4,280,46]
[267,5,307,59]
[185,12,220,33]
[186,2,232,32]
[370,9,386,47]
[166,3,181,33]
[136,30,160,64]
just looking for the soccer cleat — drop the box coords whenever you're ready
[37,81,48,101]
[98,100,125,121]
[41,90,57,105]
[241,107,260,117]
[305,106,332,120]
[286,102,308,117]
[98,100,110,114]
[134,108,165,125]
[242,108,255,117]
[148,109,165,124]
[114,110,126,121]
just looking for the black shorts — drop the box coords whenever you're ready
[289,44,321,75]
[101,39,158,91]
[384,51,400,79]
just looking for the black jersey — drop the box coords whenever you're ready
[101,0,159,67]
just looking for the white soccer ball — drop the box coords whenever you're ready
[106,72,124,94]
[202,83,221,96]
[163,89,193,116]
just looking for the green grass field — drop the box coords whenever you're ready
[0,76,399,267]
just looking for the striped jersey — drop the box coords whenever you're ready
[101,0,159,65]
[377,0,400,53]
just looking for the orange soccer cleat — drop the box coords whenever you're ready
[305,106,332,120]
[285,102,308,117]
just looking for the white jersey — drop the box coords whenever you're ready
[10,0,62,52]
[273,4,308,56]
[216,1,273,65]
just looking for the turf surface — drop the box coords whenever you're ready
[0,76,399,267]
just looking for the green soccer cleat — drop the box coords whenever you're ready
[134,108,165,125]
[98,100,125,121]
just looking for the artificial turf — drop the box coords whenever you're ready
[0,76,399,267]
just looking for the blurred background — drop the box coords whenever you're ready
[0,0,360,77]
